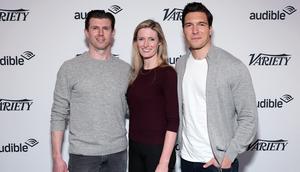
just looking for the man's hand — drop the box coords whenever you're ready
[220,155,232,169]
[203,156,232,169]
[155,162,168,172]
[203,158,220,168]
[53,158,68,172]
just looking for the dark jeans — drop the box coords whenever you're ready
[129,139,176,172]
[68,150,127,172]
[181,158,239,172]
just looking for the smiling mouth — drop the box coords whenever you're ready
[141,49,152,53]
[96,36,105,41]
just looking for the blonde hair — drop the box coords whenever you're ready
[129,19,169,84]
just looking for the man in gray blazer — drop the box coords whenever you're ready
[176,2,258,172]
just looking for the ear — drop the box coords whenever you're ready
[209,26,213,36]
[112,29,116,36]
[84,29,89,38]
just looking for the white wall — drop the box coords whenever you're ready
[0,0,299,171]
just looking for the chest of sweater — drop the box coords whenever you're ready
[69,62,129,103]
[127,70,165,103]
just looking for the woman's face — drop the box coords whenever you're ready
[136,28,160,60]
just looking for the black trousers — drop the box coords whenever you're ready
[181,158,239,172]
[129,139,176,172]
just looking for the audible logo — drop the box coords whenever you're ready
[0,51,35,66]
[249,6,296,20]
[108,5,122,14]
[0,138,39,153]
[257,94,293,108]
[74,5,123,20]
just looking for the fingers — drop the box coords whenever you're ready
[221,156,232,169]
[203,158,214,168]
[203,158,220,168]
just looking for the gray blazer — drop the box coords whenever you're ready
[175,46,258,164]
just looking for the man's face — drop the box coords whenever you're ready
[85,18,115,51]
[183,12,212,50]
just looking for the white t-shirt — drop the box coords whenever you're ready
[181,54,213,162]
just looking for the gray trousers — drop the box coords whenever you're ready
[68,150,127,172]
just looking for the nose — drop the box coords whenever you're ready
[192,26,198,34]
[99,28,104,35]
[143,40,149,47]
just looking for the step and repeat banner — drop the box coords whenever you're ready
[1,0,299,171]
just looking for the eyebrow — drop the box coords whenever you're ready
[184,21,208,25]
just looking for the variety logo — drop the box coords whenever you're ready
[247,139,288,151]
[0,51,35,66]
[249,5,296,20]
[249,53,291,66]
[0,99,33,111]
[74,5,123,20]
[257,94,293,108]
[168,55,182,65]
[0,9,30,21]
[163,8,182,21]
[0,138,39,153]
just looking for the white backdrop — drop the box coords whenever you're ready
[0,0,299,171]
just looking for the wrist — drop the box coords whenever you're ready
[52,153,63,160]
[158,160,169,165]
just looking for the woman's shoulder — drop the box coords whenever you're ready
[159,65,176,73]
[158,65,177,79]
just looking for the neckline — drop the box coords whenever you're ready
[84,55,115,65]
[140,66,159,75]
[142,65,160,71]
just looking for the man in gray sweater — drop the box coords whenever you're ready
[176,2,258,172]
[50,10,130,172]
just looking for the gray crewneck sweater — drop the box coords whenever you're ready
[51,52,130,155]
